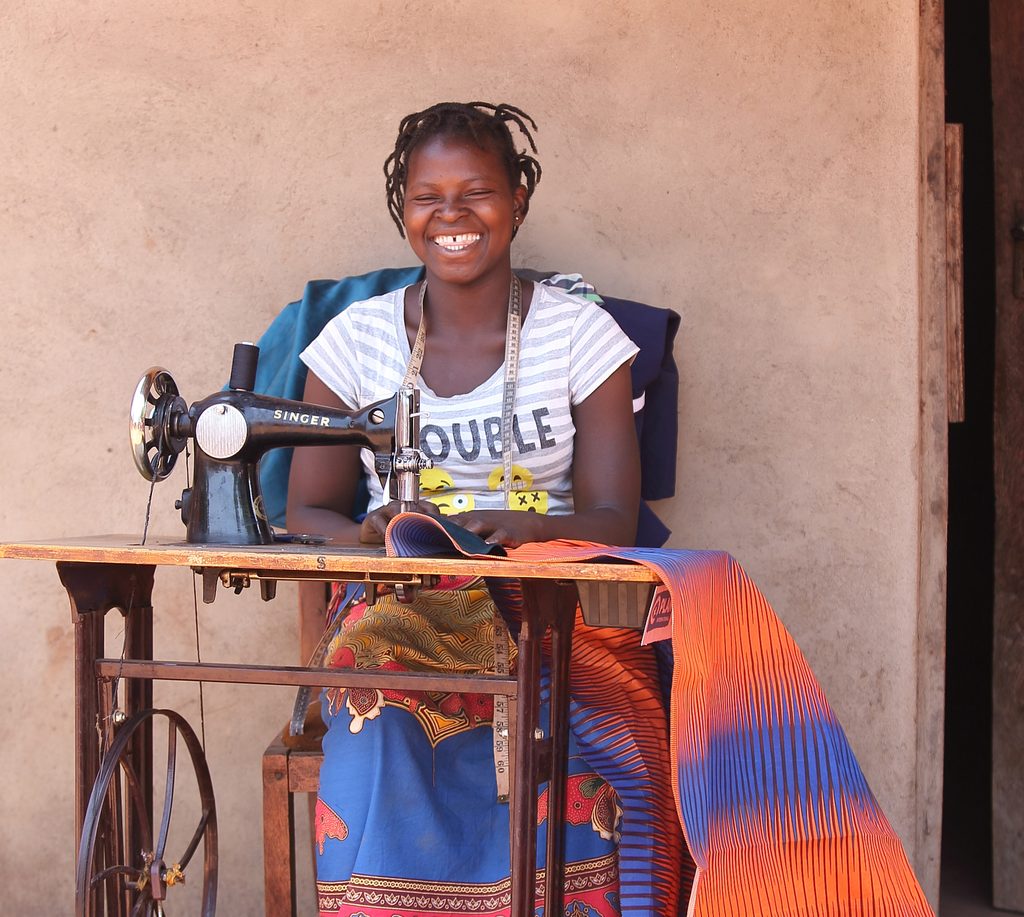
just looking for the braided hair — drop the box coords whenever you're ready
[384,101,542,238]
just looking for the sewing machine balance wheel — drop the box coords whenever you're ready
[129,367,189,482]
[76,708,218,916]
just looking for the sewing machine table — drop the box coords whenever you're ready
[0,535,659,917]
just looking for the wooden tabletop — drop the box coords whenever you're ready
[0,535,659,583]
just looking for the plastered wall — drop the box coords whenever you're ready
[0,1,935,912]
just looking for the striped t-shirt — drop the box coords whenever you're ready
[300,283,639,516]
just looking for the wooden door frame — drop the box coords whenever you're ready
[916,0,949,908]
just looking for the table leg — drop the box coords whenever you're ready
[510,579,578,917]
[123,594,154,876]
[544,581,577,911]
[58,563,156,859]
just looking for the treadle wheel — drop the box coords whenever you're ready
[129,368,188,482]
[76,708,218,917]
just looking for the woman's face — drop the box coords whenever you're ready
[402,135,527,288]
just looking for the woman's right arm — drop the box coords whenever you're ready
[285,370,366,543]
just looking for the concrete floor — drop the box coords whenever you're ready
[939,804,1016,916]
[941,868,1006,916]
[942,884,1008,916]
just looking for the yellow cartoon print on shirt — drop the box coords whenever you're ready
[487,464,549,514]
[419,466,476,516]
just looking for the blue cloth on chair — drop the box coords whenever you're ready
[600,296,680,547]
[251,267,680,547]
[599,297,680,503]
[253,267,424,528]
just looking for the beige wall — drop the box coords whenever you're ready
[0,1,940,912]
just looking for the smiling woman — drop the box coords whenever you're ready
[284,102,670,917]
[400,136,526,291]
[383,102,542,241]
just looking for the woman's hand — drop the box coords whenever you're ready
[359,499,442,544]
[453,510,543,548]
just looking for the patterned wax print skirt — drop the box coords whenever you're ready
[313,576,670,917]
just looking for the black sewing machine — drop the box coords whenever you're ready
[128,342,431,546]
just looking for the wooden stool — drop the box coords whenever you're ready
[263,726,324,917]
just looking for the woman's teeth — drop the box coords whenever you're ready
[432,233,481,252]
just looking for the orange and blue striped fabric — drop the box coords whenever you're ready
[385,516,933,917]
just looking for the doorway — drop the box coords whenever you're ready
[940,0,998,913]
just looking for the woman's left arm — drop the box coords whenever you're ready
[457,362,641,547]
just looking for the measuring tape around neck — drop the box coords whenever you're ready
[405,276,522,801]
[405,277,523,508]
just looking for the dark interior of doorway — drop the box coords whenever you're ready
[941,0,997,911]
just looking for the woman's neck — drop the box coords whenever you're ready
[420,268,514,334]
